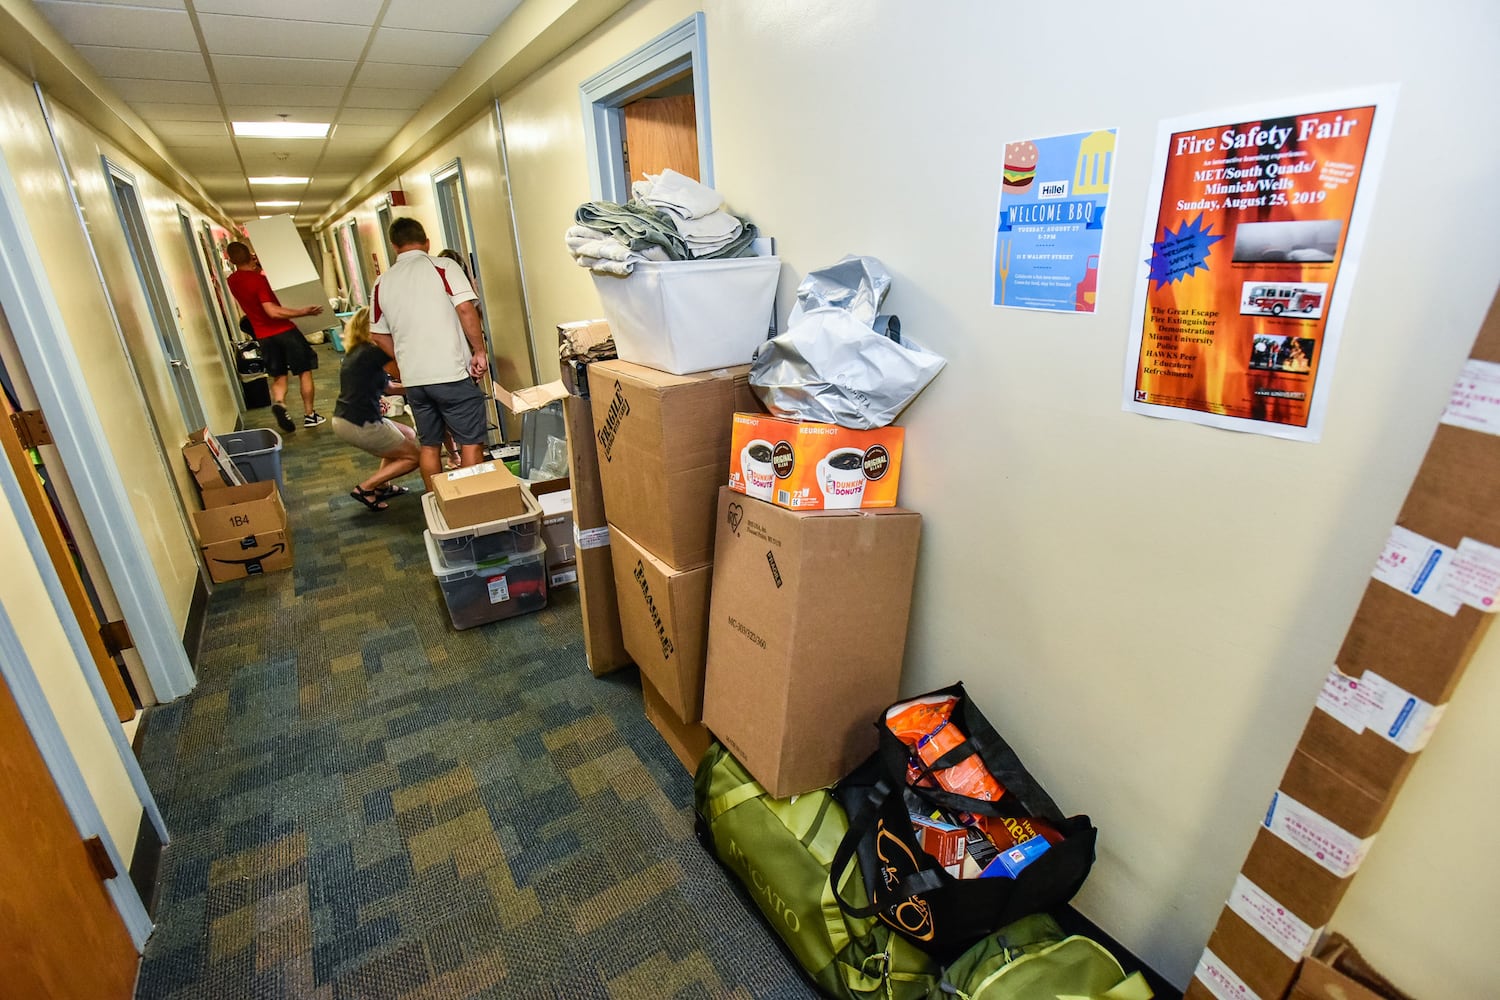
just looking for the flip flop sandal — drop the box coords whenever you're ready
[349,487,389,512]
[374,484,410,502]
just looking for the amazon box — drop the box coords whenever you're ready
[702,489,922,798]
[589,360,757,569]
[431,461,526,529]
[192,481,293,583]
[563,385,630,676]
[610,522,711,721]
[643,677,712,775]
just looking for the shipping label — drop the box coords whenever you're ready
[575,525,611,550]
[1370,525,1462,615]
[1439,537,1500,612]
[446,461,498,481]
[1193,949,1263,1000]
[1226,874,1319,962]
[1263,791,1374,878]
[487,574,510,604]
[1440,359,1500,436]
[1314,666,1444,752]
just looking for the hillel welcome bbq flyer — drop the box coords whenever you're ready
[1123,87,1397,441]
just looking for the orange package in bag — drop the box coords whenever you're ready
[886,695,1063,849]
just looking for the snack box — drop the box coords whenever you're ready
[728,412,903,511]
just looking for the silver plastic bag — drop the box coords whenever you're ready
[749,307,946,429]
[786,254,892,328]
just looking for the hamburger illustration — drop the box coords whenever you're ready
[1003,140,1039,193]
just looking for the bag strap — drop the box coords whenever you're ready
[830,775,949,920]
[704,778,764,822]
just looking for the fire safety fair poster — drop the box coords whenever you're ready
[1122,87,1397,441]
[993,129,1117,312]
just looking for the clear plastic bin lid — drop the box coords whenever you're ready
[423,529,546,581]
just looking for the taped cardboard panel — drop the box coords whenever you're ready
[1333,582,1484,702]
[1241,829,1348,927]
[1397,427,1500,539]
[1296,710,1416,800]
[1279,749,1386,837]
[609,523,711,720]
[1205,909,1300,1000]
[1191,948,1267,1000]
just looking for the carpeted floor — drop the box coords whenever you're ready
[133,345,816,999]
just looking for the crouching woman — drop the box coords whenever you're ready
[334,307,419,511]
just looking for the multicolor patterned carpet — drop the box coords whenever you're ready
[134,347,816,999]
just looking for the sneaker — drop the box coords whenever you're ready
[304,412,327,428]
[272,403,296,433]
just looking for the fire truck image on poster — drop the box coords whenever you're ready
[1239,281,1328,319]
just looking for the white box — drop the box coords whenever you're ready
[590,255,780,375]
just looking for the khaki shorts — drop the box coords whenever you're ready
[332,416,407,457]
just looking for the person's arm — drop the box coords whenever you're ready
[263,302,323,320]
[456,301,488,378]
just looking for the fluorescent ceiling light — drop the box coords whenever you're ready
[256,200,299,208]
[248,176,310,185]
[233,121,329,139]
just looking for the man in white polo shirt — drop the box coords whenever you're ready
[369,217,490,488]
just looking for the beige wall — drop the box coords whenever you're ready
[332,107,536,397]
[496,0,1500,993]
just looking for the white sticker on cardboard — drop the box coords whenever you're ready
[1315,666,1376,733]
[1263,791,1374,878]
[487,574,510,604]
[447,461,497,481]
[1358,672,1444,752]
[1370,525,1462,615]
[1439,537,1500,612]
[1193,949,1263,1000]
[1226,875,1319,962]
[1440,359,1500,435]
[550,569,578,586]
[575,525,611,549]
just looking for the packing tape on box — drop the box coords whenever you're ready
[575,525,611,550]
[1226,874,1321,962]
[1316,665,1447,753]
[1371,526,1500,615]
[1194,948,1266,1000]
[1440,358,1500,436]
[1262,790,1376,878]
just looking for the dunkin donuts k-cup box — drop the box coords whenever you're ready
[728,413,904,511]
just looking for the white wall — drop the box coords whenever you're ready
[499,0,1500,992]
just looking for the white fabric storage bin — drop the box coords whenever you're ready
[591,255,780,375]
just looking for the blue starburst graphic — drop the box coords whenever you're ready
[1146,213,1225,288]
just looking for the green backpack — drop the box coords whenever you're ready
[933,914,1154,1000]
[694,743,939,1000]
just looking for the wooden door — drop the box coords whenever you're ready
[0,392,134,720]
[0,676,138,997]
[623,94,699,183]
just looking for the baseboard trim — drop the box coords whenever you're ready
[1059,905,1183,998]
[128,808,164,920]
[181,572,210,669]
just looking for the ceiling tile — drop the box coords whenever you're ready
[224,106,339,123]
[211,55,357,87]
[382,0,520,35]
[107,79,218,105]
[343,87,426,111]
[68,0,184,7]
[130,102,225,122]
[366,26,486,68]
[328,123,392,143]
[218,83,347,108]
[352,60,460,92]
[198,13,370,60]
[74,45,209,81]
[152,120,231,138]
[193,0,382,24]
[335,107,410,127]
[35,1,199,51]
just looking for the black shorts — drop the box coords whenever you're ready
[406,379,488,447]
[260,328,319,377]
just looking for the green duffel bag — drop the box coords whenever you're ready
[933,913,1153,1000]
[694,743,939,1000]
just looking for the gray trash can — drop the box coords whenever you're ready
[218,429,284,489]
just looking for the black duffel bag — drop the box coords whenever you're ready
[830,682,1097,964]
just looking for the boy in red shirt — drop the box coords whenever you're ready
[226,241,326,432]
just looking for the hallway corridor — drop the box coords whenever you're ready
[132,350,812,999]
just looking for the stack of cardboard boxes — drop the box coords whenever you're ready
[182,429,293,583]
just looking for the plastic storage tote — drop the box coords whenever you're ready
[218,428,283,489]
[421,488,541,566]
[590,255,780,375]
[424,531,548,630]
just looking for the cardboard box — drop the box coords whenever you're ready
[557,318,615,399]
[702,489,921,798]
[589,360,758,569]
[534,484,577,586]
[1190,291,1500,1000]
[729,413,905,511]
[642,677,712,775]
[562,385,630,676]
[183,428,246,493]
[191,481,293,583]
[610,522,711,721]
[431,462,526,529]
[1288,935,1412,1000]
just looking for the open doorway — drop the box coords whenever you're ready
[178,207,243,420]
[336,220,370,308]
